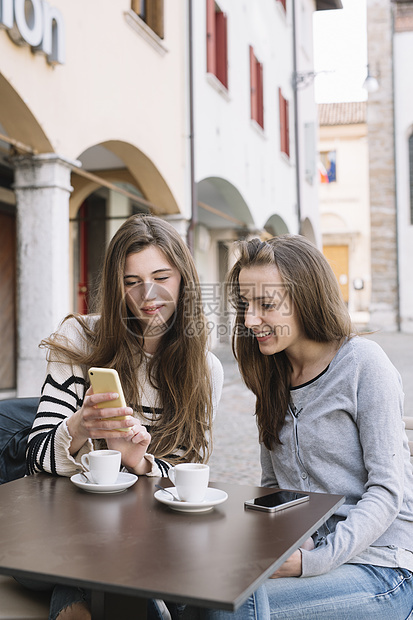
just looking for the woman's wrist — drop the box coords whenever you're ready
[128,455,152,475]
[67,412,89,455]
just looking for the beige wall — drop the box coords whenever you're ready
[0,1,190,396]
[319,122,371,325]
[0,0,189,215]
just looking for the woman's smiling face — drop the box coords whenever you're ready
[123,246,181,345]
[238,263,304,356]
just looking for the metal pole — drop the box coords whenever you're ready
[292,0,302,233]
[187,0,197,254]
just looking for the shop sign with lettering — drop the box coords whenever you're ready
[0,0,65,65]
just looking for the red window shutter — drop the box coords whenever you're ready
[284,98,290,157]
[279,88,290,157]
[257,61,264,129]
[206,0,216,74]
[215,11,228,88]
[250,46,258,122]
[279,88,286,154]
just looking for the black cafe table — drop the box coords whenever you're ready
[0,475,344,619]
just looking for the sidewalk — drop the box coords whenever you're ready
[209,345,260,486]
[209,332,413,486]
[364,332,413,418]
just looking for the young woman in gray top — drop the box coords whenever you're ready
[185,235,413,619]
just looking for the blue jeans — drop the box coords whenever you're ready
[15,578,184,619]
[183,565,413,619]
[13,579,91,620]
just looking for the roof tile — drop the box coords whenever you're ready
[318,101,367,126]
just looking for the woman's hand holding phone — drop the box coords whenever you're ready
[68,367,152,472]
[67,387,136,453]
[88,367,129,430]
[68,388,151,472]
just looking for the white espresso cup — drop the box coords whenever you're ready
[81,450,121,485]
[168,463,210,502]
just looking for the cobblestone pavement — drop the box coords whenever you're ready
[209,332,413,486]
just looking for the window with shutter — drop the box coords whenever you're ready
[206,0,228,89]
[132,0,164,39]
[250,46,264,129]
[279,88,290,157]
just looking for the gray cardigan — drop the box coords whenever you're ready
[260,336,413,577]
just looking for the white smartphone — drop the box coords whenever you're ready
[88,367,128,430]
[244,490,310,513]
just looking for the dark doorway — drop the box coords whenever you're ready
[0,206,16,389]
[76,196,107,314]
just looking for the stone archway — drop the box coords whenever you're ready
[70,142,181,218]
[264,214,289,237]
[0,73,52,153]
[197,176,255,230]
[300,217,317,245]
[69,141,183,314]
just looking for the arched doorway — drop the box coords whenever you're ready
[196,177,255,345]
[264,214,289,238]
[300,217,317,245]
[70,142,182,314]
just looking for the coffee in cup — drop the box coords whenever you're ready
[81,450,121,485]
[168,463,209,502]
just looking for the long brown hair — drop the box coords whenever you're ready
[41,215,213,463]
[228,235,355,449]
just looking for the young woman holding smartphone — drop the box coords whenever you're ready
[185,235,413,619]
[26,214,223,620]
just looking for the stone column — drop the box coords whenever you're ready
[13,154,77,397]
[366,0,399,331]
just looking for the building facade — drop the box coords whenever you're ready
[191,0,341,343]
[0,0,189,396]
[318,102,371,328]
[0,0,341,398]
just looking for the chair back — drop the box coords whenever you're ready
[0,398,39,484]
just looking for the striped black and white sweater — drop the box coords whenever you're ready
[26,316,224,478]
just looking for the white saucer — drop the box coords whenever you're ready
[70,472,138,494]
[154,486,228,512]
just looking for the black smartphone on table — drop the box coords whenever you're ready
[244,490,310,512]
